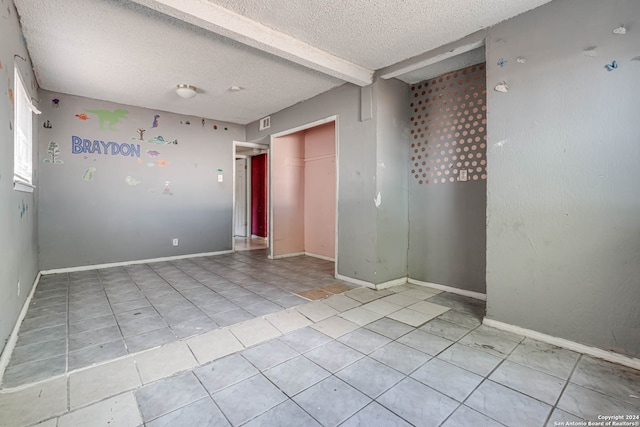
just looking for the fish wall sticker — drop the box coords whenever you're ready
[147,136,177,145]
[75,113,89,121]
[147,159,168,167]
[85,109,129,130]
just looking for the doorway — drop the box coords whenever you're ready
[233,142,269,252]
[269,117,338,266]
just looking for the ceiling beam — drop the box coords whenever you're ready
[129,0,374,86]
[377,30,487,80]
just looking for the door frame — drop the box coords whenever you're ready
[268,115,339,278]
[233,157,248,238]
[232,140,269,252]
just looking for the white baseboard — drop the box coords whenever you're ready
[40,250,234,274]
[375,277,409,289]
[335,273,376,289]
[408,278,487,301]
[0,272,41,383]
[304,252,335,262]
[269,252,306,260]
[483,318,640,371]
[336,274,408,290]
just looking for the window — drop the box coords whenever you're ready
[13,66,39,192]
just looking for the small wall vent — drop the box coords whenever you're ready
[259,116,271,131]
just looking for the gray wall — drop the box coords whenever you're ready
[0,1,40,354]
[38,91,245,269]
[486,0,640,357]
[246,80,410,285]
[374,78,410,284]
[408,64,487,294]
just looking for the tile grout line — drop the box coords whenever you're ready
[451,332,531,427]
[545,353,584,424]
[7,280,487,424]
[0,286,447,393]
[64,275,70,411]
[73,311,481,424]
[99,268,132,359]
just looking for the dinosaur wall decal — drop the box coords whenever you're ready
[85,109,129,130]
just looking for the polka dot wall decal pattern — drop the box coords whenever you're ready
[409,63,487,185]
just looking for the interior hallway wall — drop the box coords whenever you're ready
[246,84,380,283]
[246,79,410,286]
[37,90,244,270]
[0,0,40,355]
[408,64,487,294]
[485,0,640,357]
[374,78,410,284]
[271,133,305,256]
[304,122,336,259]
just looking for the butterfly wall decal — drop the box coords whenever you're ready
[605,60,618,71]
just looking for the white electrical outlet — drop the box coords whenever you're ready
[17,281,20,296]
[459,170,468,182]
[218,174,223,182]
[172,238,179,246]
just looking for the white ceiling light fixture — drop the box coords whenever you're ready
[176,84,197,99]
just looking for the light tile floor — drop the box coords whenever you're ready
[234,238,268,252]
[1,250,345,388]
[1,253,639,427]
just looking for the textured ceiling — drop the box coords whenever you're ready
[207,0,552,69]
[14,0,552,124]
[397,47,487,84]
[14,0,342,124]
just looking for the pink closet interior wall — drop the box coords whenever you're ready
[304,122,336,259]
[272,133,305,256]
